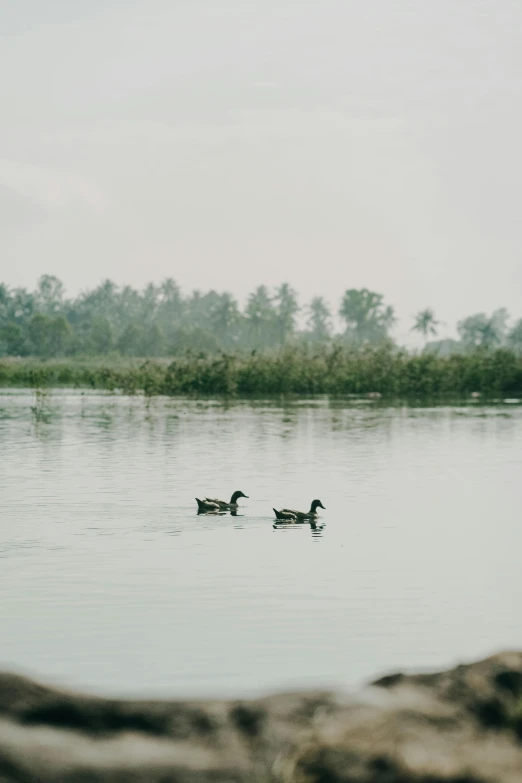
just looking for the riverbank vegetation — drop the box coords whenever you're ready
[1,276,521,397]
[1,347,521,397]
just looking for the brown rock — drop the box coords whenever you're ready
[1,653,522,781]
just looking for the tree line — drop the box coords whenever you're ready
[0,275,521,358]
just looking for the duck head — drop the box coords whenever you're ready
[310,499,326,512]
[230,490,249,504]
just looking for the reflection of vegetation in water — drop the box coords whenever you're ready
[30,388,52,423]
[1,346,522,397]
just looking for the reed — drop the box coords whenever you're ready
[0,347,521,398]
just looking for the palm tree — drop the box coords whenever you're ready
[507,319,522,355]
[458,309,509,349]
[306,296,331,341]
[339,288,395,344]
[481,308,509,348]
[209,292,241,347]
[36,275,65,315]
[157,278,184,333]
[274,283,299,345]
[412,308,439,341]
[245,285,274,347]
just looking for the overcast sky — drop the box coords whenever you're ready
[1,0,521,339]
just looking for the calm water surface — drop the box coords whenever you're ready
[1,390,521,698]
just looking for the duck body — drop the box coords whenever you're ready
[273,499,326,521]
[196,490,248,513]
[272,508,298,521]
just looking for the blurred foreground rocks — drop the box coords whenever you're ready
[2,652,522,781]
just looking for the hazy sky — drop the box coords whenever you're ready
[1,0,521,339]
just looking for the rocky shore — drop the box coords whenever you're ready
[2,652,522,781]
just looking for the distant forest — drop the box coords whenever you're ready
[1,275,521,358]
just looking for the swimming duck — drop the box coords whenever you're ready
[196,490,248,513]
[273,499,326,521]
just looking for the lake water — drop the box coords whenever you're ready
[1,389,521,699]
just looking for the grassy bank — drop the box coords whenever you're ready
[0,347,521,397]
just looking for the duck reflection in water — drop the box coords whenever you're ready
[272,518,326,536]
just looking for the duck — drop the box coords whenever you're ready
[196,490,248,513]
[273,499,326,521]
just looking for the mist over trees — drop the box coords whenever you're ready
[0,275,521,359]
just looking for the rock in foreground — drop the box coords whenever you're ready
[2,652,522,781]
